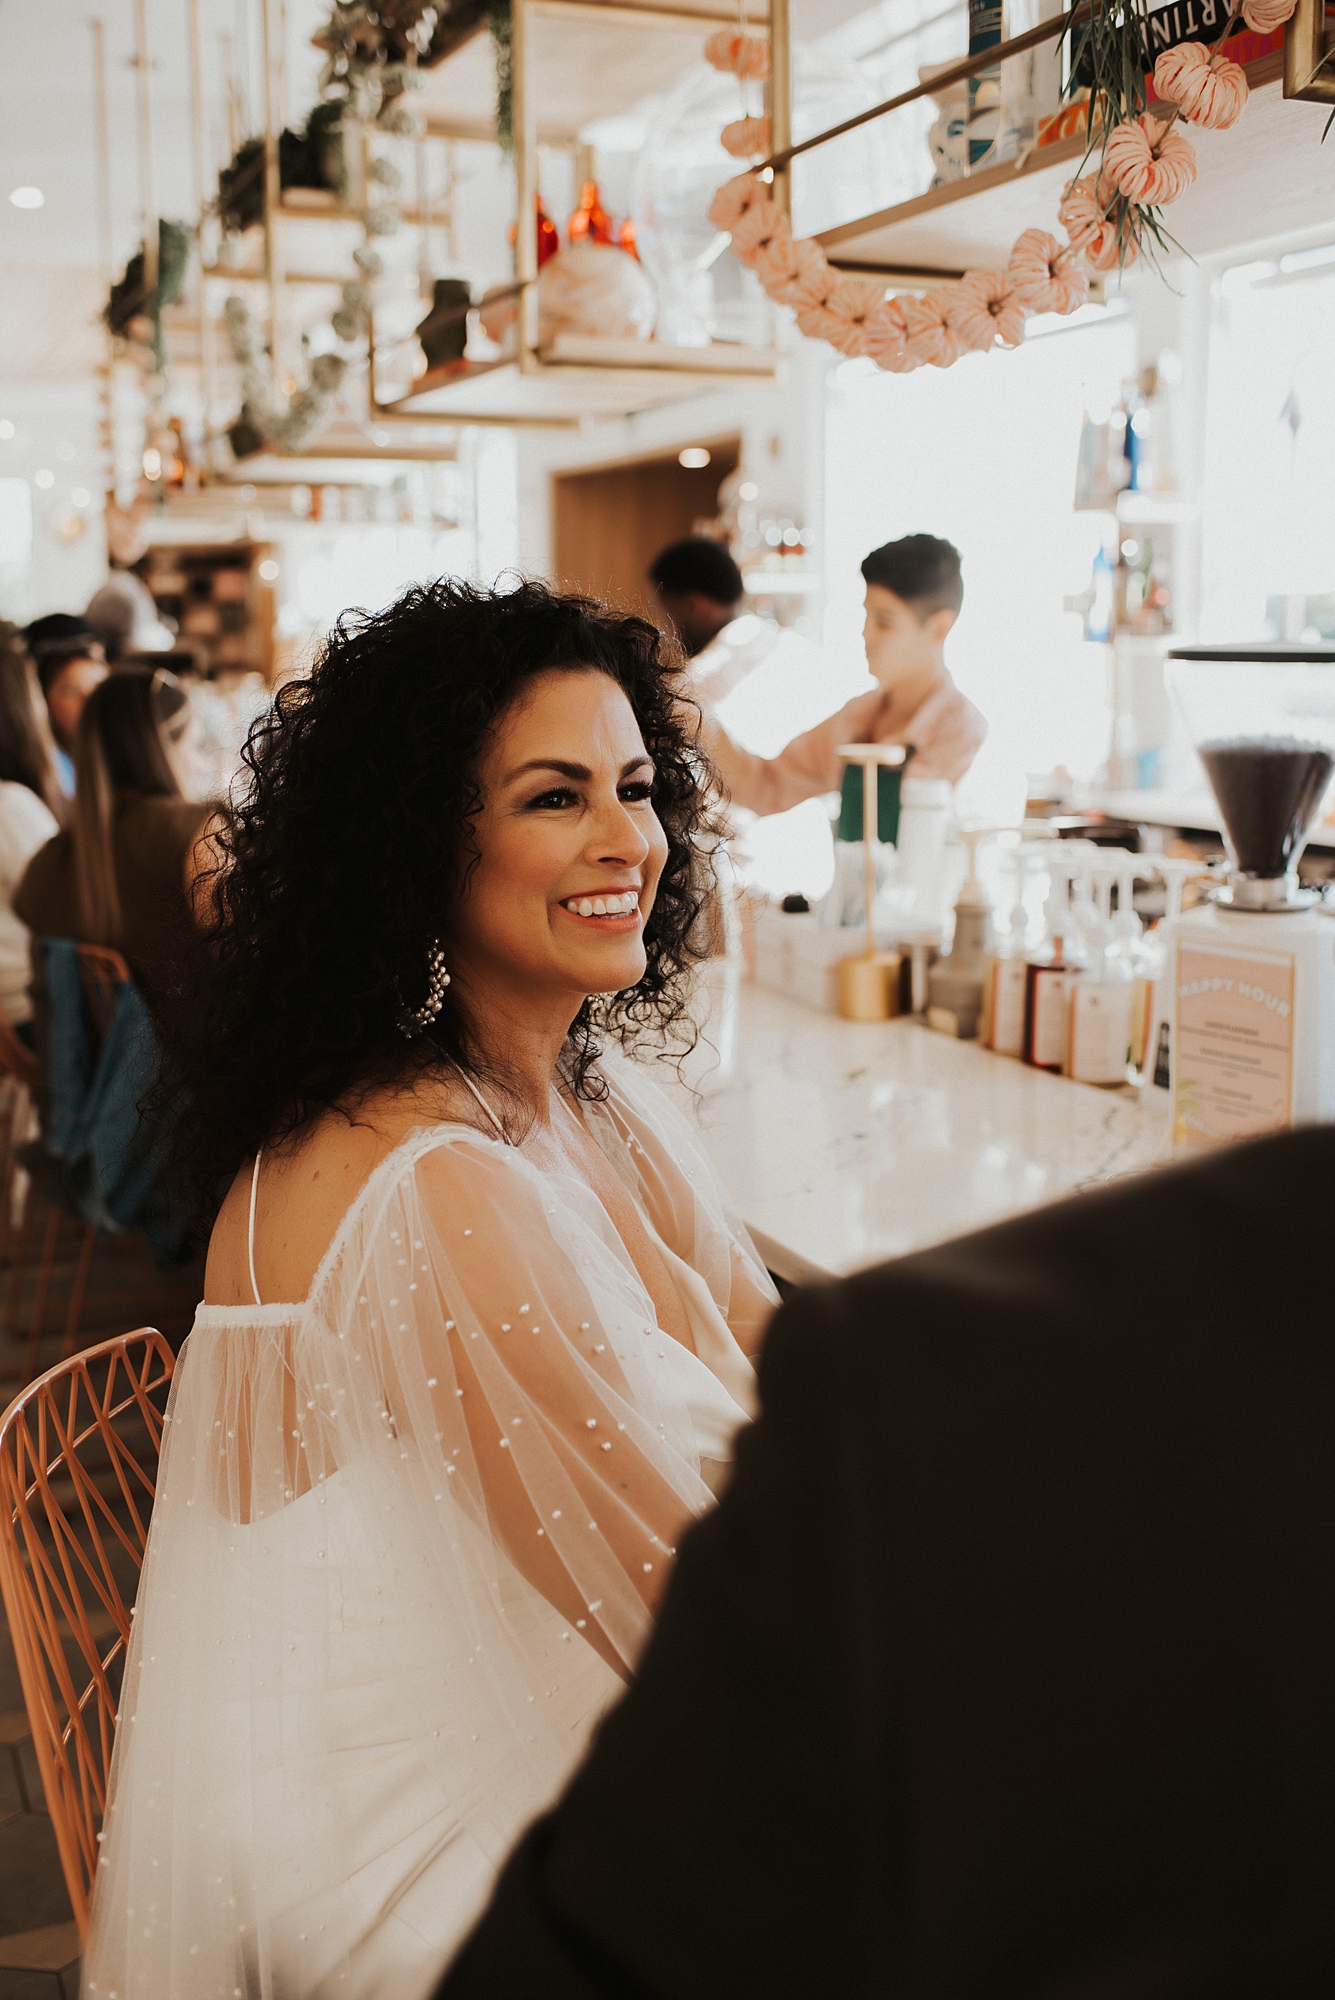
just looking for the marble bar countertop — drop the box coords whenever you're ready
[677,977,1173,1283]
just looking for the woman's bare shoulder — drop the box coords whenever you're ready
[203,1077,495,1308]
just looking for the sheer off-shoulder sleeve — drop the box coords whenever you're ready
[84,1124,757,2000]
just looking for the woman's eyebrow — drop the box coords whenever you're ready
[505,755,654,783]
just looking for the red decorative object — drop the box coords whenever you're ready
[508,193,560,267]
[567,181,615,246]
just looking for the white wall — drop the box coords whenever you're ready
[823,312,1139,825]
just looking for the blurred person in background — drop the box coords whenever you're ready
[32,636,109,797]
[85,570,176,663]
[650,533,986,813]
[15,668,216,1033]
[0,645,64,1043]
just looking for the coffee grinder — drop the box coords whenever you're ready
[1163,643,1335,1149]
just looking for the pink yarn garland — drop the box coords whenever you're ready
[901,291,964,369]
[821,275,894,357]
[1103,113,1197,205]
[948,269,1028,351]
[1007,228,1089,315]
[728,198,789,266]
[1153,42,1248,128]
[751,233,828,304]
[860,297,915,373]
[703,12,1249,384]
[703,30,770,79]
[1240,0,1296,29]
[721,115,772,159]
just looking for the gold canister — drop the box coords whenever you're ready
[837,949,903,1021]
[835,741,908,1022]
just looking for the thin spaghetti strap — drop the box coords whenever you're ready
[449,1061,512,1146]
[247,1149,263,1307]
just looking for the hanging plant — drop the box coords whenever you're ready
[223,296,347,456]
[104,220,192,368]
[313,2,442,132]
[490,0,513,153]
[215,104,346,235]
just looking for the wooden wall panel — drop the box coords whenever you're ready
[551,440,740,621]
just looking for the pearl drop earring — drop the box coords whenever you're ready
[396,940,451,1038]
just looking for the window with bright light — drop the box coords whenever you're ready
[1199,248,1335,643]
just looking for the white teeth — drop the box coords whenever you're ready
[563,892,638,915]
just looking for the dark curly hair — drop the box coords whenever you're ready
[162,577,721,1226]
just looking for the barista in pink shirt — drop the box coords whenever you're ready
[652,533,985,813]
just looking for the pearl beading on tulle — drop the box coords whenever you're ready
[396,941,450,1038]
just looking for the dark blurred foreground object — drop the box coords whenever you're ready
[440,1125,1335,2000]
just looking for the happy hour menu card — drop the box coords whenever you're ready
[1172,942,1294,1151]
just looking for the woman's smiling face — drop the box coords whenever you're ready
[448,667,670,1012]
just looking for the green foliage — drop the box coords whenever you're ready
[1060,0,1186,276]
[103,220,192,366]
[490,0,513,153]
[216,104,345,234]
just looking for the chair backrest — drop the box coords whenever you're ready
[0,1328,174,1936]
[74,944,132,1042]
[0,1012,39,1094]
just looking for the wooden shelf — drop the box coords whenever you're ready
[814,58,1335,278]
[414,0,774,148]
[381,337,782,425]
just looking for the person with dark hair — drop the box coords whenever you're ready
[83,579,777,1997]
[0,648,63,1034]
[647,535,745,659]
[30,633,108,796]
[437,1123,1335,2000]
[705,531,984,816]
[651,531,985,820]
[14,667,214,1029]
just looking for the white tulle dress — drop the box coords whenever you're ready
[83,1057,776,2000]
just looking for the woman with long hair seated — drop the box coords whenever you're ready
[84,581,777,1998]
[14,665,213,1031]
[0,646,64,1040]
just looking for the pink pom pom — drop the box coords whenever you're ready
[752,233,827,304]
[795,301,848,344]
[1103,114,1197,206]
[1153,42,1248,128]
[821,275,892,357]
[721,115,772,159]
[902,290,963,370]
[728,199,789,267]
[786,258,840,314]
[947,269,1028,352]
[1240,0,1296,29]
[707,174,765,234]
[703,29,770,78]
[862,297,915,373]
[1008,229,1089,316]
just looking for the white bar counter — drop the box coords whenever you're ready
[681,980,1172,1283]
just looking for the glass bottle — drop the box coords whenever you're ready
[1023,851,1083,1072]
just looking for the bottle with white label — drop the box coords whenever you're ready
[981,845,1040,1056]
[1066,862,1134,1086]
[1023,851,1082,1072]
[1140,859,1207,1088]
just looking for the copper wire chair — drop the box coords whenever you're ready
[0,1327,175,1937]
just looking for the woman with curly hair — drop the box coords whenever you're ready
[85,580,777,1999]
